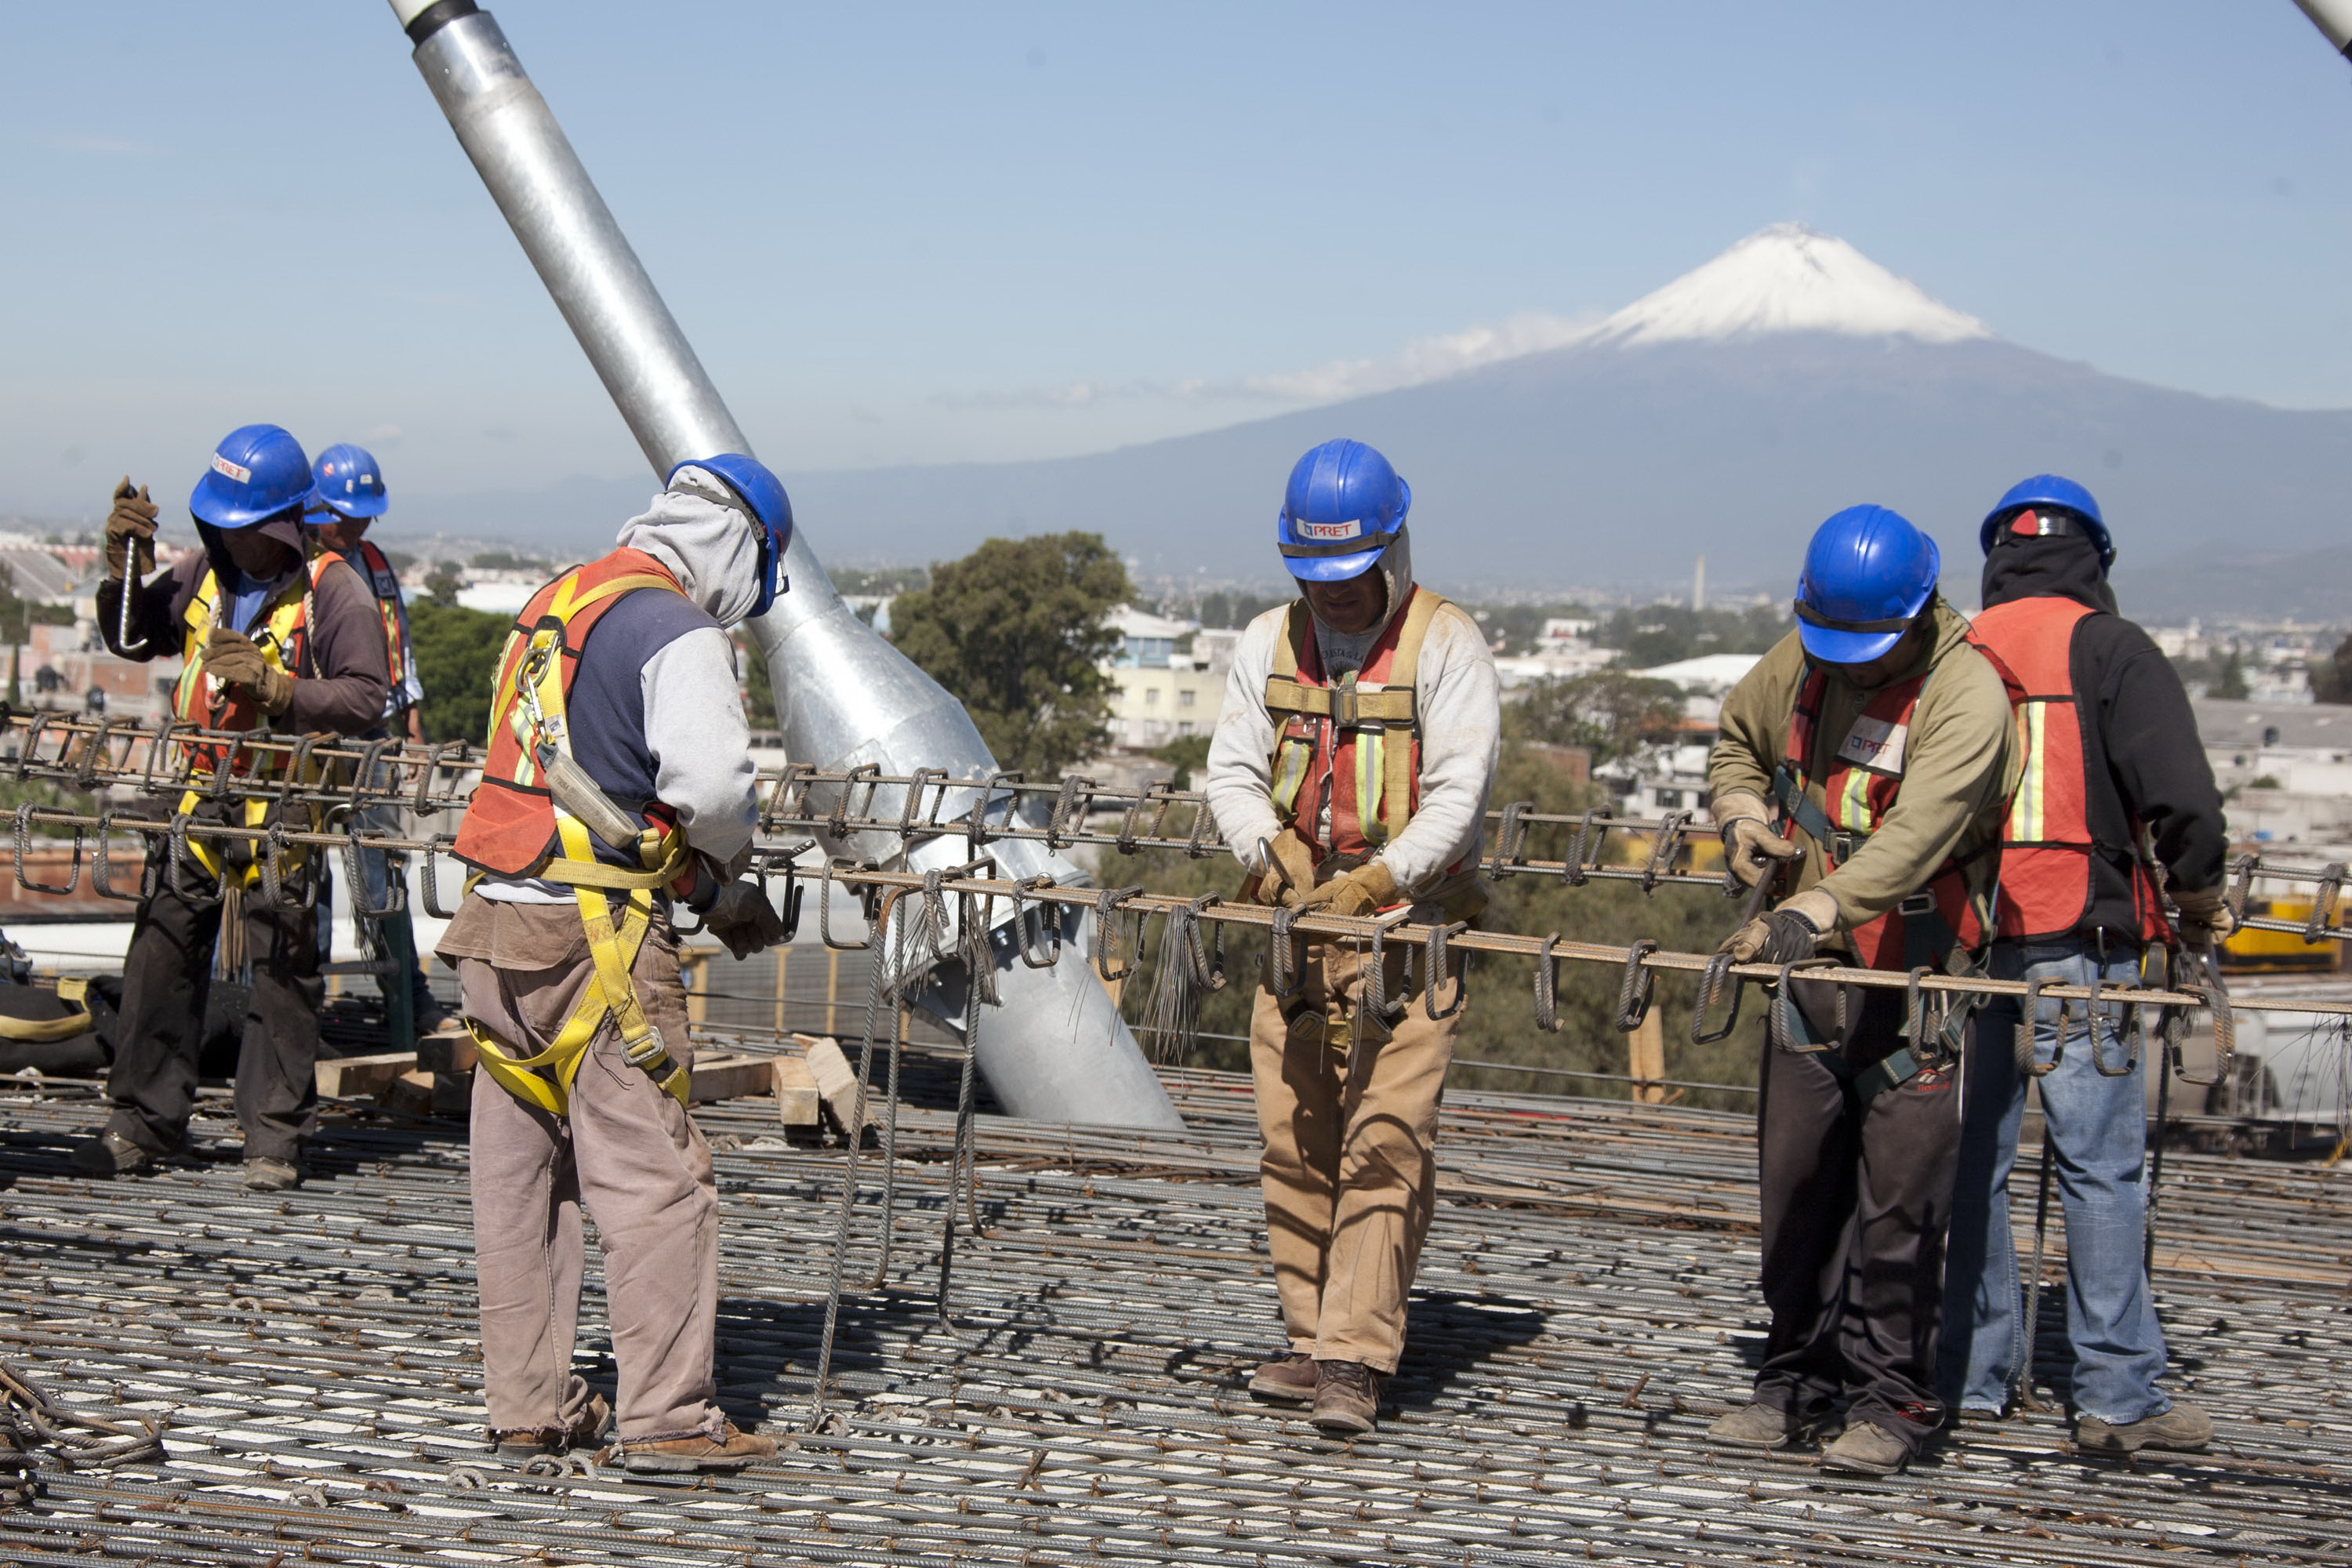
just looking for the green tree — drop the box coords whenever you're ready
[1506,670,1686,764]
[1150,733,1210,790]
[2212,647,2249,700]
[890,532,1131,776]
[424,561,465,607]
[408,598,510,745]
[2310,632,2352,705]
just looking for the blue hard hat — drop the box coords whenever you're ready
[1794,505,1940,664]
[670,454,793,617]
[189,423,315,529]
[1979,473,2111,566]
[1276,438,1411,583]
[311,443,388,520]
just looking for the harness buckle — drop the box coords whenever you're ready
[1897,891,1936,916]
[1332,688,1363,728]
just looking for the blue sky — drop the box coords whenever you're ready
[5,1,2352,518]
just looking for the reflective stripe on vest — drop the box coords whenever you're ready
[1263,586,1444,858]
[449,550,689,879]
[1967,596,2170,943]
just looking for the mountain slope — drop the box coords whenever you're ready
[391,227,2352,602]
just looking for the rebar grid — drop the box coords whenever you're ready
[0,1058,2346,1567]
[6,712,2346,943]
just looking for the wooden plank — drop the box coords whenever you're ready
[1627,1011,1670,1105]
[792,1033,876,1138]
[316,1051,416,1100]
[771,1054,819,1127]
[416,1031,478,1075]
[688,1053,776,1105]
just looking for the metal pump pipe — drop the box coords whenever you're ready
[2292,0,2352,56]
[387,0,1180,1131]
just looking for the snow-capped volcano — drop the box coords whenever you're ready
[1587,223,1992,347]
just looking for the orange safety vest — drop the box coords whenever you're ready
[451,548,688,878]
[1264,586,1447,866]
[449,547,696,1116]
[1774,641,2015,971]
[170,554,334,775]
[1967,597,2169,944]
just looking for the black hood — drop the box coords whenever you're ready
[1980,531,2116,615]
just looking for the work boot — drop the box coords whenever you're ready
[1819,1421,1913,1476]
[241,1156,303,1193]
[1705,1401,1797,1451]
[1308,1361,1384,1436]
[492,1394,612,1461]
[2077,1402,2214,1456]
[620,1423,777,1475]
[1248,1352,1317,1406]
[69,1129,167,1178]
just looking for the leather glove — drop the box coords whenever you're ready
[703,879,788,960]
[1291,859,1399,921]
[1247,827,1319,908]
[1714,789,1800,890]
[2172,885,2237,953]
[202,629,294,716]
[1719,887,1839,964]
[104,477,158,579]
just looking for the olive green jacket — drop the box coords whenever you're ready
[1708,600,2022,945]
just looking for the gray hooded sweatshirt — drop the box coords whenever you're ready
[476,468,764,903]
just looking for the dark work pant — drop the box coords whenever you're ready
[1752,978,1960,1453]
[105,831,324,1163]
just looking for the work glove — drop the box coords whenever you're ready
[1713,789,1800,890]
[104,477,159,579]
[202,629,294,716]
[1247,828,1319,908]
[1719,887,1839,965]
[2172,885,2238,953]
[702,879,788,960]
[1291,859,1399,921]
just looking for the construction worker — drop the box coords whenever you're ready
[1203,437,1499,1436]
[1938,477,2228,1455]
[305,443,447,1034]
[437,458,790,1474]
[1704,505,2020,1476]
[72,426,391,1192]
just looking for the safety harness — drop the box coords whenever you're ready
[170,558,333,889]
[1264,586,1445,858]
[1766,639,2018,1101]
[452,556,696,1116]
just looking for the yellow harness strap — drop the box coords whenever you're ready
[468,567,696,1118]
[0,977,98,1043]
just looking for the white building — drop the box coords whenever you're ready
[1102,605,1221,750]
[2196,699,2352,851]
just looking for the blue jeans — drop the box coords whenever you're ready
[1938,938,2172,1423]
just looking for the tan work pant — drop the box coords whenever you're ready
[441,897,724,1444]
[1250,935,1460,1373]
